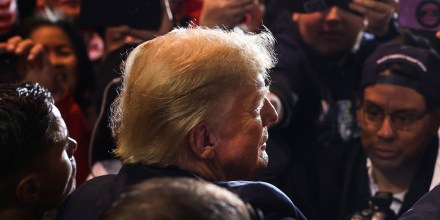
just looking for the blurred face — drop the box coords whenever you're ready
[294,6,364,55]
[30,25,78,93]
[358,84,438,173]
[45,0,81,18]
[38,105,77,209]
[417,2,440,27]
[212,74,278,180]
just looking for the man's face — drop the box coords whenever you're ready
[45,0,81,18]
[38,105,77,209]
[358,84,437,173]
[294,6,364,55]
[212,74,278,180]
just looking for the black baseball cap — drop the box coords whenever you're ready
[361,44,440,108]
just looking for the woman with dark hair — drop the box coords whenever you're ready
[21,17,95,113]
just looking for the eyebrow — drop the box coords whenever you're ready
[363,100,424,114]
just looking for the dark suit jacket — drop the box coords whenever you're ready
[56,163,306,220]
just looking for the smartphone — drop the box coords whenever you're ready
[399,0,440,31]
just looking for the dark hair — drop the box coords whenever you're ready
[0,83,56,179]
[99,178,251,220]
[359,61,434,109]
[360,37,440,110]
[20,17,95,109]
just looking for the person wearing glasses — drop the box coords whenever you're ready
[283,43,440,220]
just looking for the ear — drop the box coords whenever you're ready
[16,174,41,204]
[188,123,217,159]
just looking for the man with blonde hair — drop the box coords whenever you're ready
[56,27,306,220]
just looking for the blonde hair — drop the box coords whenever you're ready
[111,27,276,165]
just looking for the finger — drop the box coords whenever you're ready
[5,35,23,52]
[14,39,34,56]
[0,42,6,51]
[351,0,396,14]
[349,3,387,20]
[27,43,45,61]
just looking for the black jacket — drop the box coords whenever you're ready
[56,163,307,220]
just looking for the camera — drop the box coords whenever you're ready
[398,0,440,31]
[280,0,355,14]
[349,192,397,220]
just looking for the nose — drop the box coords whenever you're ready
[325,6,342,22]
[377,116,396,140]
[262,97,278,127]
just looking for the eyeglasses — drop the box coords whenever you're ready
[359,103,430,132]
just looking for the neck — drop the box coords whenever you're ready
[371,164,418,194]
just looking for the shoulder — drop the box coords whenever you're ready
[56,175,116,220]
[217,181,307,220]
[400,184,440,220]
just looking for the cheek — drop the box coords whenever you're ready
[300,21,320,41]
[65,56,78,71]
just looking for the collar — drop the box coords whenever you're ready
[429,130,440,190]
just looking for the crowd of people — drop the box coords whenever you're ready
[1,0,440,219]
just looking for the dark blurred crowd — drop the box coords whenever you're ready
[2,0,440,219]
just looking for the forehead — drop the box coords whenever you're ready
[31,26,71,45]
[363,84,426,110]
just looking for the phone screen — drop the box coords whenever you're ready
[399,0,440,31]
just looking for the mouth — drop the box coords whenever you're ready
[260,132,268,150]
[371,147,397,159]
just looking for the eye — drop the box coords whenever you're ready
[393,113,417,126]
[56,48,74,58]
[365,108,383,120]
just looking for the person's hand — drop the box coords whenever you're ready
[436,32,440,39]
[349,0,397,36]
[0,36,58,94]
[239,3,265,32]
[199,0,258,28]
[0,35,45,61]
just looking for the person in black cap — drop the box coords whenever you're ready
[283,43,440,220]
